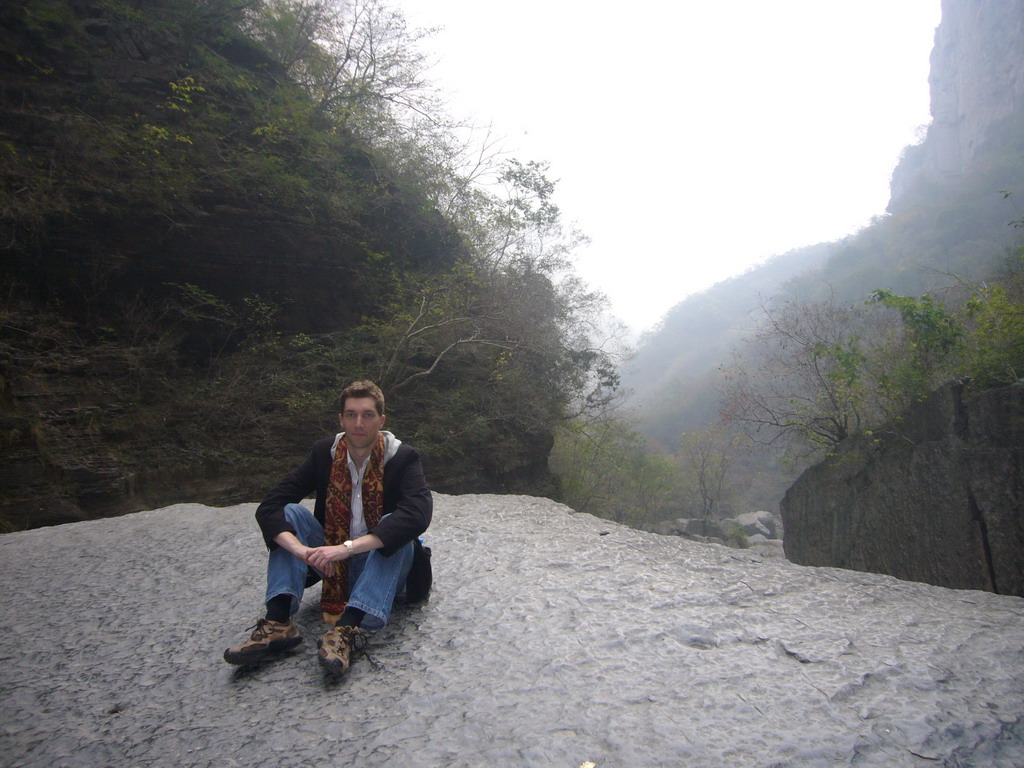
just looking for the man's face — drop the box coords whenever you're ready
[340,396,385,453]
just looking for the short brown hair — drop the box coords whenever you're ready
[339,380,385,416]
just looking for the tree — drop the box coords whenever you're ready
[677,422,741,524]
[720,287,969,457]
[361,267,518,394]
[868,289,962,385]
[245,0,438,130]
[355,155,620,410]
[720,296,882,452]
[550,414,680,529]
[0,0,633,523]
[963,255,1024,388]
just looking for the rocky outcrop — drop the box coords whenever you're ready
[730,510,783,539]
[655,509,782,541]
[781,381,1024,596]
[652,510,786,558]
[787,2,1024,590]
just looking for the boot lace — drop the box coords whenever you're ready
[248,618,279,641]
[337,626,380,669]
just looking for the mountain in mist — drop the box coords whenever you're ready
[625,242,833,445]
[624,0,1024,453]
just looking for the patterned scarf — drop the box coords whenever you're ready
[321,432,386,615]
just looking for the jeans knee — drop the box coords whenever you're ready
[283,503,311,525]
[282,503,323,548]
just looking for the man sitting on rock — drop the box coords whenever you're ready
[224,380,432,676]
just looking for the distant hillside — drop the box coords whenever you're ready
[626,242,833,445]
[624,0,1024,455]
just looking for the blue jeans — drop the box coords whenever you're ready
[264,503,414,631]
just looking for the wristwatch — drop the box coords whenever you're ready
[343,540,354,556]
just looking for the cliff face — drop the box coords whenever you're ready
[781,381,1024,596]
[0,0,581,529]
[0,0,462,527]
[764,0,1024,597]
[889,0,1024,207]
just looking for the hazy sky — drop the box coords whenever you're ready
[400,1,943,334]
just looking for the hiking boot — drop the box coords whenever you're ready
[317,624,367,676]
[224,618,301,665]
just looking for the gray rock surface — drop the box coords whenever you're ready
[782,381,1024,596]
[731,510,781,539]
[2,493,1023,767]
[653,511,783,549]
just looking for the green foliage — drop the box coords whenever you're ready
[497,159,560,231]
[551,416,681,529]
[350,238,620,486]
[624,89,1024,520]
[868,290,962,377]
[0,0,626,522]
[724,524,749,549]
[722,288,968,456]
[964,265,1024,387]
[721,298,880,451]
[721,266,1022,466]
[244,0,438,141]
[677,423,743,521]
[165,76,206,112]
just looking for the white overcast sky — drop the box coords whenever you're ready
[399,1,943,334]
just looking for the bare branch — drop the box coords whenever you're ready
[390,335,519,391]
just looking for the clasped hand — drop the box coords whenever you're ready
[304,544,349,574]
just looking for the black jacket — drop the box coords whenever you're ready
[255,436,433,557]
